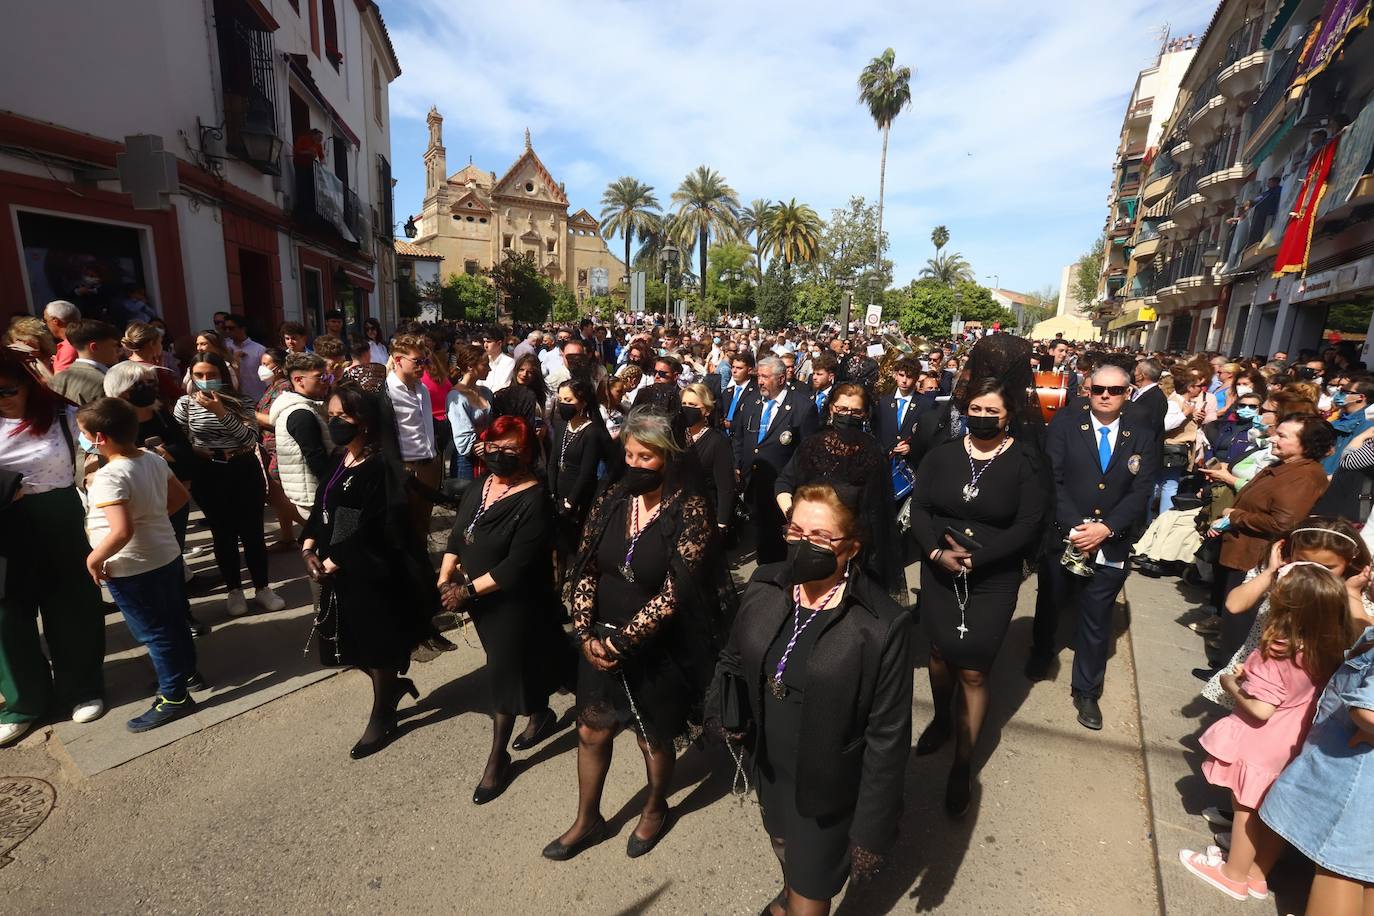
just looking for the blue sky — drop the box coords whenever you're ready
[382,0,1210,295]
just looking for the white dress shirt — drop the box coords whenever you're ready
[1091,415,1121,456]
[386,371,436,462]
[229,337,267,401]
[758,388,788,437]
[487,352,516,392]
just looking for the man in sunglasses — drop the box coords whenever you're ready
[1028,364,1159,732]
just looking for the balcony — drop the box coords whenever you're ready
[1171,137,1198,165]
[1219,50,1270,103]
[1247,47,1299,137]
[294,160,360,246]
[215,14,284,175]
[1157,218,1186,241]
[1197,133,1248,204]
[1171,166,1206,226]
[1110,217,1134,239]
[1132,236,1161,262]
[1127,97,1153,124]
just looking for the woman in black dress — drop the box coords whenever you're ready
[714,483,913,915]
[909,376,1046,815]
[544,409,724,861]
[439,415,573,804]
[300,386,437,759]
[680,382,734,533]
[549,377,615,576]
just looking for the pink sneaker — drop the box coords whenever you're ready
[1248,876,1269,900]
[1178,847,1249,901]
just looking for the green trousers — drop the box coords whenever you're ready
[0,487,106,724]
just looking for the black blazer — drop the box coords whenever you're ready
[909,398,958,471]
[873,390,929,467]
[692,427,736,526]
[715,564,912,852]
[548,418,606,513]
[720,379,756,436]
[1045,403,1160,562]
[732,387,820,485]
[1129,385,1168,437]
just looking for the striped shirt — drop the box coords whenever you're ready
[173,394,258,451]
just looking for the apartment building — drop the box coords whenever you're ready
[0,0,402,343]
[1102,0,1374,358]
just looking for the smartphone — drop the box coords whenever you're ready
[143,436,164,450]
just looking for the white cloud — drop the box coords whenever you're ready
[384,0,1208,292]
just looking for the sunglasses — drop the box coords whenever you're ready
[653,369,673,378]
[0,386,20,398]
[1090,385,1128,396]
[398,354,431,367]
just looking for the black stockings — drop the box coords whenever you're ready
[483,713,515,788]
[928,649,989,769]
[360,668,399,746]
[632,731,674,840]
[556,723,675,846]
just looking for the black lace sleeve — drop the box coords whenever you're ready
[611,493,709,652]
[571,489,612,641]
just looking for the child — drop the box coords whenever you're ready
[1180,563,1357,901]
[1204,518,1373,709]
[78,397,201,732]
[1259,625,1374,916]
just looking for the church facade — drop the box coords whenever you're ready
[411,108,624,299]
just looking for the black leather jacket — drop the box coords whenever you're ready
[715,563,912,852]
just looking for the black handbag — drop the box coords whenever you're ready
[1161,442,1191,470]
[715,670,751,733]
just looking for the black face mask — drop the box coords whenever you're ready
[679,405,704,426]
[965,416,1003,440]
[784,539,840,585]
[831,413,864,430]
[485,451,521,477]
[126,383,158,408]
[556,402,579,422]
[327,417,359,447]
[623,466,664,495]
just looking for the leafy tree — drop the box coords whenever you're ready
[1327,301,1374,333]
[599,177,661,286]
[550,282,580,324]
[706,240,754,313]
[1019,285,1059,330]
[761,198,824,277]
[487,252,551,323]
[423,272,495,321]
[857,48,913,273]
[1073,236,1106,309]
[919,251,975,286]
[931,225,949,254]
[671,165,741,302]
[755,259,795,330]
[738,199,775,279]
[690,299,721,326]
[586,295,618,323]
[791,282,842,330]
[893,279,1012,338]
[803,196,891,287]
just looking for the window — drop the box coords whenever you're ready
[524,181,535,193]
[465,260,479,276]
[16,211,150,316]
[321,0,340,70]
[465,216,474,222]
[546,239,556,253]
[372,60,383,126]
[502,234,513,249]
[212,0,281,174]
[376,155,392,239]
[479,217,487,224]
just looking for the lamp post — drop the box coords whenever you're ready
[722,267,742,317]
[836,274,856,340]
[660,242,679,320]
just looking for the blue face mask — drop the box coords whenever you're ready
[1333,390,1347,406]
[1235,406,1259,422]
[1252,415,1270,434]
[194,378,224,392]
[77,432,98,454]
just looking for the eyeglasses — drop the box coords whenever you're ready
[1090,385,1128,396]
[832,406,866,418]
[397,354,430,367]
[782,525,851,550]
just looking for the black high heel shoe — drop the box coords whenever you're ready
[945,762,972,818]
[349,720,396,759]
[399,678,420,701]
[915,718,952,756]
[511,707,557,751]
[542,817,607,861]
[473,752,511,805]
[626,806,673,858]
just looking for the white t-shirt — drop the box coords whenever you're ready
[0,413,75,494]
[86,450,180,577]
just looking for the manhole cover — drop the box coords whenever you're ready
[0,777,55,868]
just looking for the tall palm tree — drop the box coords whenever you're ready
[858,49,913,274]
[671,166,741,301]
[738,198,776,280]
[920,251,975,285]
[760,198,823,276]
[931,224,949,255]
[599,177,661,284]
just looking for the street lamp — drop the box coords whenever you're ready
[721,267,743,316]
[660,242,679,318]
[403,215,418,239]
[836,274,856,340]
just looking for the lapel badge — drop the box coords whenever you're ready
[1122,430,1132,438]
[1080,423,1090,431]
[1127,454,1141,475]
[779,430,794,446]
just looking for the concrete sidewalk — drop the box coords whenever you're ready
[1124,569,1312,916]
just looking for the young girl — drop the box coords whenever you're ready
[1181,563,1357,901]
[1259,625,1374,916]
[1204,518,1373,710]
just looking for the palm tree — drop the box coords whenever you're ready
[858,49,913,274]
[760,198,823,276]
[599,177,661,284]
[920,251,975,285]
[931,225,949,254]
[671,166,741,301]
[738,198,776,280]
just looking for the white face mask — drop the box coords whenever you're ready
[1236,385,1253,396]
[257,365,275,383]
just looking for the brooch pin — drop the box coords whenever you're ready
[779,430,794,446]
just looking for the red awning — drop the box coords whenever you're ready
[341,267,374,291]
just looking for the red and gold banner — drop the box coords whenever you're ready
[1272,136,1340,277]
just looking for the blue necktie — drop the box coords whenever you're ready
[815,390,827,412]
[1098,427,1112,472]
[896,396,909,429]
[727,386,743,422]
[758,399,776,445]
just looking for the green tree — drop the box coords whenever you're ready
[423,272,496,321]
[857,48,913,273]
[549,282,580,323]
[738,198,775,279]
[487,252,552,323]
[706,240,754,313]
[1326,301,1374,333]
[755,259,795,330]
[919,251,975,285]
[931,225,949,254]
[671,166,741,303]
[599,176,661,287]
[1073,236,1106,309]
[791,282,842,330]
[893,279,1011,338]
[804,196,891,287]
[1019,285,1059,330]
[586,295,618,323]
[760,198,824,277]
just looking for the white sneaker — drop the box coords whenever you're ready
[72,699,106,724]
[0,721,31,746]
[255,586,285,612]
[226,588,249,617]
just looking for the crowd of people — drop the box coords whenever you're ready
[2,299,1371,914]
